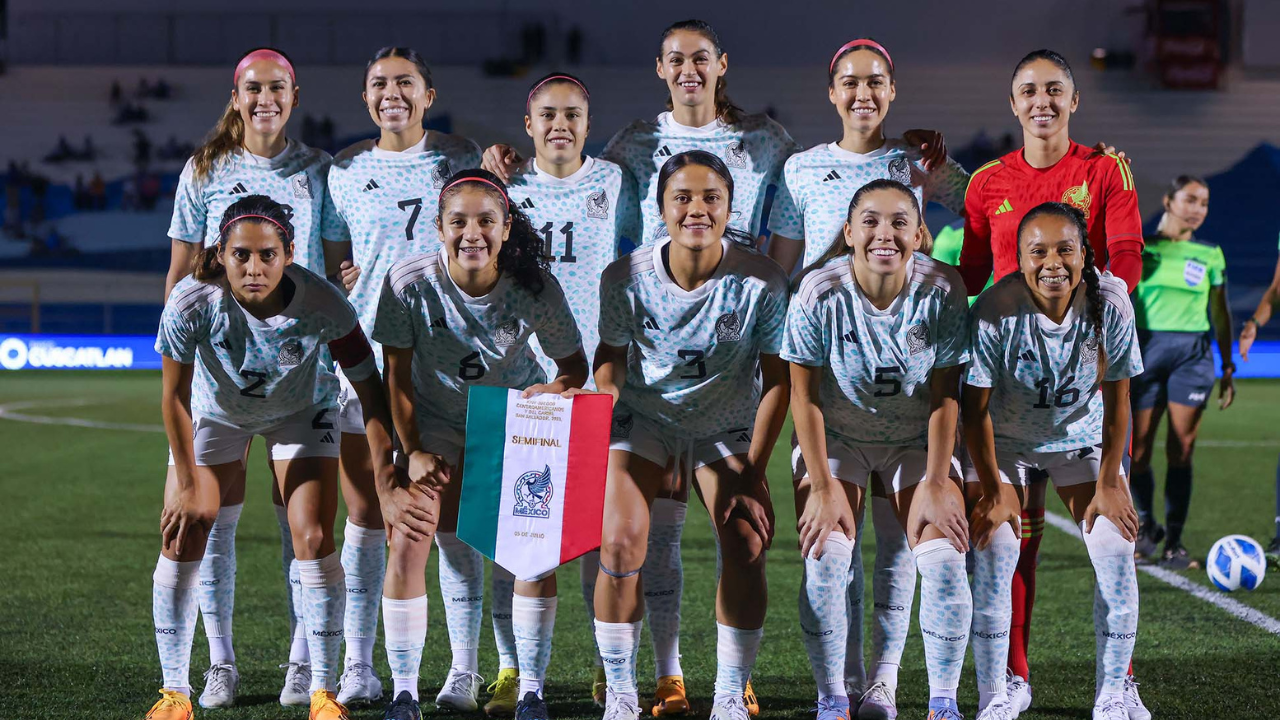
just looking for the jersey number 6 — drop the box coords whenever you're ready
[459,351,487,381]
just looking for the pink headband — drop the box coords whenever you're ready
[527,75,590,109]
[220,214,290,239]
[829,39,894,74]
[442,177,510,211]
[234,49,295,86]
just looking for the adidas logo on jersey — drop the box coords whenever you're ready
[430,316,447,329]
[654,145,673,158]
[841,330,858,344]
[995,198,1014,215]
[214,338,233,351]
[642,317,661,331]
[822,170,842,182]
[229,182,248,195]
[320,432,335,444]
[1019,350,1036,362]
[363,179,381,192]
[519,198,536,209]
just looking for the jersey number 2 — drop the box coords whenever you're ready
[239,370,268,398]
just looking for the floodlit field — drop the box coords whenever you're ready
[2,371,1278,719]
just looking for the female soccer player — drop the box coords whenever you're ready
[785,179,971,720]
[963,202,1143,720]
[957,50,1147,717]
[145,195,405,720]
[767,39,969,718]
[1238,236,1280,567]
[326,46,482,706]
[1129,176,1234,567]
[482,72,640,716]
[372,169,588,720]
[162,47,348,708]
[591,150,789,720]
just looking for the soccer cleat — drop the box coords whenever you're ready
[337,661,384,705]
[854,682,897,720]
[199,663,240,708]
[1123,676,1151,720]
[651,675,690,716]
[145,689,193,720]
[383,690,423,720]
[309,690,351,720]
[710,695,751,720]
[1006,674,1032,715]
[605,689,643,720]
[1092,697,1127,720]
[1160,543,1201,570]
[925,698,963,720]
[1133,523,1164,563]
[743,680,759,717]
[280,663,313,707]
[974,699,1016,720]
[815,696,852,720]
[1265,538,1280,571]
[436,668,484,711]
[485,668,521,717]
[516,691,551,720]
[592,667,608,708]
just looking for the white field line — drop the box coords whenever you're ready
[1043,510,1280,636]
[0,398,164,433]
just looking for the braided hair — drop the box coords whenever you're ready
[436,168,549,296]
[1016,201,1108,379]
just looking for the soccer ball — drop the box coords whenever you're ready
[1206,535,1267,592]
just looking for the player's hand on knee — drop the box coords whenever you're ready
[407,450,451,491]
[1084,484,1139,541]
[722,479,775,550]
[381,483,438,543]
[909,479,969,553]
[797,482,856,559]
[969,490,1021,551]
[160,484,217,556]
[481,144,523,183]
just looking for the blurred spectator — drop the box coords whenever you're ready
[110,80,123,106]
[44,135,74,164]
[81,134,97,161]
[158,135,193,162]
[74,174,90,210]
[4,164,20,235]
[89,172,107,211]
[139,171,162,211]
[133,129,152,169]
[153,78,171,100]
[113,101,150,125]
[29,172,48,225]
[121,175,138,212]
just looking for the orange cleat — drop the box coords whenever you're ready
[309,690,350,720]
[743,680,759,717]
[651,675,690,716]
[144,689,192,720]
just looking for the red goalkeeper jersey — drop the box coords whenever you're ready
[958,141,1143,294]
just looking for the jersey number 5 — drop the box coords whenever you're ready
[398,198,424,242]
[873,365,903,397]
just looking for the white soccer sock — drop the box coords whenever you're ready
[491,566,518,670]
[845,533,866,694]
[595,619,642,699]
[713,623,762,702]
[199,503,242,667]
[435,532,483,672]
[153,555,201,696]
[340,519,386,668]
[383,595,428,701]
[799,532,854,700]
[297,552,346,692]
[972,523,1019,710]
[1080,516,1139,699]
[275,505,309,664]
[913,539,971,701]
[644,498,686,679]
[514,595,558,697]
[580,550,603,666]
[870,498,915,692]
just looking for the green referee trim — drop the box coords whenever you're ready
[930,224,991,305]
[1133,235,1226,333]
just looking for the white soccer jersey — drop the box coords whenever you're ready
[599,239,789,438]
[769,139,970,270]
[506,156,639,388]
[168,140,339,275]
[372,249,582,432]
[782,254,970,447]
[965,273,1143,454]
[601,112,800,246]
[327,132,482,371]
[156,265,373,434]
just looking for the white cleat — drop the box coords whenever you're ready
[1123,676,1151,720]
[855,682,897,720]
[603,690,642,720]
[709,695,751,720]
[976,699,1017,720]
[1093,697,1128,720]
[1006,674,1032,716]
[198,663,239,708]
[436,667,484,711]
[337,661,384,705]
[279,662,312,707]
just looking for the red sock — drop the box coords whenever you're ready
[1008,508,1044,679]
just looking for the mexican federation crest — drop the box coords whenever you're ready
[513,465,553,518]
[493,320,521,347]
[277,339,303,367]
[1080,335,1099,366]
[432,160,453,188]
[905,321,931,355]
[610,413,634,439]
[292,174,313,199]
[586,190,610,219]
[888,157,913,185]
[724,140,748,169]
[716,312,743,342]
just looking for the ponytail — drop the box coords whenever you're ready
[658,19,744,126]
[193,242,226,282]
[191,99,245,184]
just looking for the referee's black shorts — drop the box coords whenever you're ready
[1131,329,1216,410]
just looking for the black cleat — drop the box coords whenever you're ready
[1160,543,1201,570]
[384,690,423,720]
[515,691,550,720]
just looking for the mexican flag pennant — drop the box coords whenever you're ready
[459,385,612,581]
